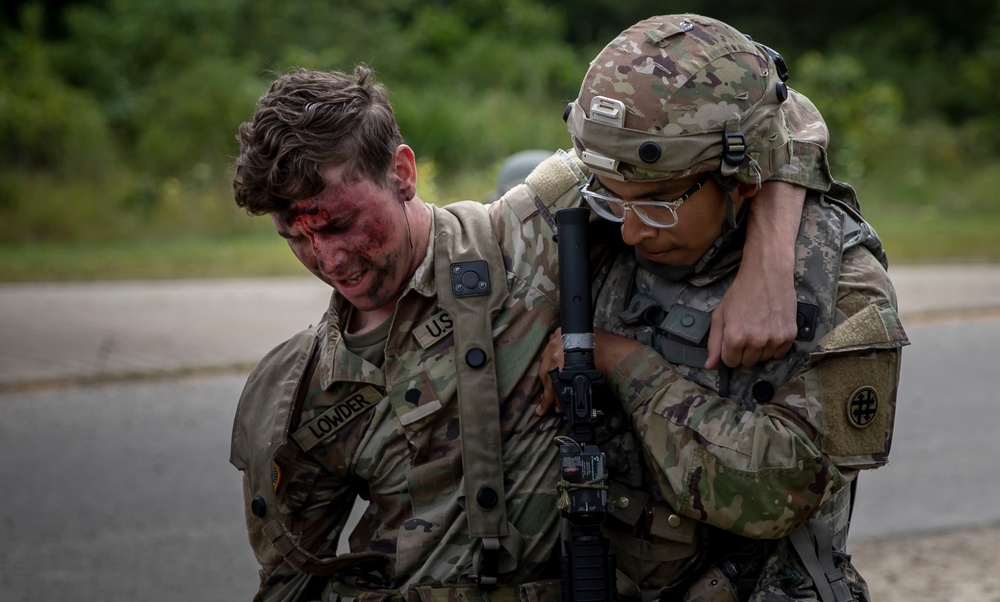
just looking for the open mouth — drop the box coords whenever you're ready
[334,270,367,291]
[341,272,363,287]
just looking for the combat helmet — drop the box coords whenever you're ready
[565,14,791,188]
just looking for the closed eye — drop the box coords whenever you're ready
[319,222,348,235]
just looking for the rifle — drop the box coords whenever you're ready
[549,207,616,602]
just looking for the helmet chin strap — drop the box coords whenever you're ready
[634,172,748,279]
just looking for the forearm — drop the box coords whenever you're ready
[607,345,844,539]
[707,183,804,368]
[745,181,803,276]
[240,463,354,600]
[242,473,328,601]
[255,567,323,602]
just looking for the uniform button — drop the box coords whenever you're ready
[251,496,267,518]
[667,514,682,528]
[405,388,421,404]
[466,347,487,368]
[476,487,499,508]
[752,381,775,403]
[680,314,696,327]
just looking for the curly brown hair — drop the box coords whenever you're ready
[233,65,404,215]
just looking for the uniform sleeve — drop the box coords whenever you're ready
[241,472,320,602]
[241,451,358,601]
[771,89,833,192]
[231,331,360,601]
[489,148,589,304]
[604,246,907,540]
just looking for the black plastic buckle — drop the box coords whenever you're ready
[722,131,746,168]
[474,546,500,587]
[796,302,819,341]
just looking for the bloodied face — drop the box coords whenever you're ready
[270,152,422,315]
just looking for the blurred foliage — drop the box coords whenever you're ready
[788,52,905,183]
[1,0,999,253]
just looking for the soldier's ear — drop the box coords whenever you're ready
[391,144,417,190]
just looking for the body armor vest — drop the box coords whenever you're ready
[593,186,883,407]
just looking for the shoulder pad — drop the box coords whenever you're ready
[230,327,320,470]
[505,149,588,222]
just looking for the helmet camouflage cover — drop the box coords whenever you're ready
[566,14,792,184]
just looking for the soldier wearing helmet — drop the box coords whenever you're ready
[539,14,909,601]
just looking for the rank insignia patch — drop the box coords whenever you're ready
[847,386,878,428]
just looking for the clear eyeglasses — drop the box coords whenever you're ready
[580,173,710,229]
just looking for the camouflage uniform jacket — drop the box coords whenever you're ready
[588,188,909,591]
[230,151,590,601]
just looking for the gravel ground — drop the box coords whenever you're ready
[851,525,1000,601]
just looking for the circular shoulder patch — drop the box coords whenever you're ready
[847,386,879,428]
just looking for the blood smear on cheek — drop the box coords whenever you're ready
[358,215,393,254]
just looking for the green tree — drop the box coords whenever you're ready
[0,4,112,175]
[790,52,904,183]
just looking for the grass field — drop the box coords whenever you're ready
[0,236,305,282]
[2,152,997,283]
[866,213,1000,265]
[1,212,997,283]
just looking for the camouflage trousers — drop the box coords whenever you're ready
[679,520,870,602]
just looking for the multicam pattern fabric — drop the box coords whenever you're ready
[566,14,792,184]
[589,191,908,594]
[231,151,588,601]
[772,90,833,192]
[750,525,871,602]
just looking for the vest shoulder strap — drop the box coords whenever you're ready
[433,201,512,584]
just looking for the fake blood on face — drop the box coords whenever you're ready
[281,179,411,313]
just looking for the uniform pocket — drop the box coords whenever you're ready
[604,505,702,590]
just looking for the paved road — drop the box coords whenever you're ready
[0,277,331,390]
[0,375,256,601]
[2,265,1000,601]
[3,264,1000,390]
[3,316,1000,601]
